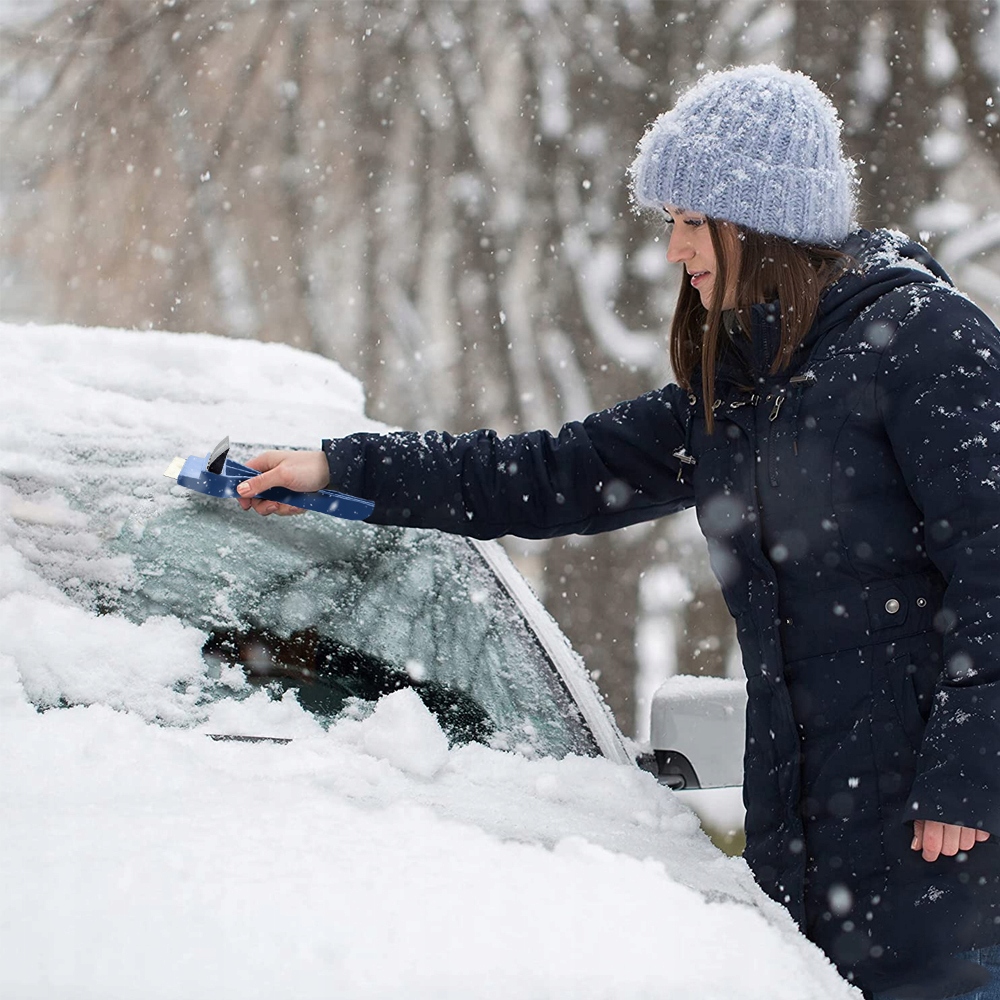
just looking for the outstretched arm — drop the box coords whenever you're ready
[238,386,697,538]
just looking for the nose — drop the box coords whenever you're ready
[666,225,692,264]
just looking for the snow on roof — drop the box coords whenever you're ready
[0,324,859,999]
[1,321,379,454]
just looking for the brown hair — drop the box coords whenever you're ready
[669,220,851,430]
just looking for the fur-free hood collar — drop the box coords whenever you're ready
[713,229,954,389]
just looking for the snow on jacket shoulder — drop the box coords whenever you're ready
[323,385,695,539]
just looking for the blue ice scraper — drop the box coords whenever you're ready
[163,436,374,520]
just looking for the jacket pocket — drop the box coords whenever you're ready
[884,630,940,753]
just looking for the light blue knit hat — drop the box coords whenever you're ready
[630,65,856,246]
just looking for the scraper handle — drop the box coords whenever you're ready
[167,453,374,521]
[224,458,374,519]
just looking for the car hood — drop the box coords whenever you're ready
[0,324,860,999]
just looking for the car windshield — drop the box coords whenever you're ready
[103,492,597,758]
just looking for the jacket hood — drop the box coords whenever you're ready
[712,229,954,388]
[812,228,953,342]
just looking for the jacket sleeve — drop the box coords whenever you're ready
[322,385,696,540]
[877,286,1000,835]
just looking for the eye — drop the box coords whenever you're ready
[662,209,675,227]
[685,217,706,228]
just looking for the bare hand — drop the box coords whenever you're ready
[911,819,990,862]
[235,450,330,516]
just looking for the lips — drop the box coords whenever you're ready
[689,270,710,288]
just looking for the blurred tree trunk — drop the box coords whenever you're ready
[792,0,1000,246]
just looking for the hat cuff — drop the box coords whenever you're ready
[633,132,853,245]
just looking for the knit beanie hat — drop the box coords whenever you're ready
[630,65,856,246]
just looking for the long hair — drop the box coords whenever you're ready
[670,220,851,430]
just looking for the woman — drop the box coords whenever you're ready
[235,66,999,999]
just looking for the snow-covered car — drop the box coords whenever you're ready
[0,324,858,999]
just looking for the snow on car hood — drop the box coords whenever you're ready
[0,325,859,999]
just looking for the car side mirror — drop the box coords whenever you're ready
[643,676,746,789]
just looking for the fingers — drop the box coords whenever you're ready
[236,468,285,499]
[236,450,330,503]
[913,821,990,862]
[233,450,330,516]
[247,498,306,517]
[237,453,285,510]
[940,823,962,858]
[959,826,977,852]
[919,821,945,861]
[243,451,284,474]
[234,455,306,514]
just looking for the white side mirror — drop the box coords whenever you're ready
[648,676,746,789]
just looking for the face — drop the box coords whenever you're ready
[663,205,739,311]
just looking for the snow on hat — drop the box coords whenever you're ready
[630,64,857,246]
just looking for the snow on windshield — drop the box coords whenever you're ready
[0,322,377,718]
[0,324,859,998]
[0,324,594,755]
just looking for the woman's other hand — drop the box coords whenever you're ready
[236,449,330,516]
[911,819,991,862]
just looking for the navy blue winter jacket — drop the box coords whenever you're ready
[323,230,1000,996]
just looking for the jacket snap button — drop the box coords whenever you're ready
[885,598,900,614]
[916,597,927,608]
